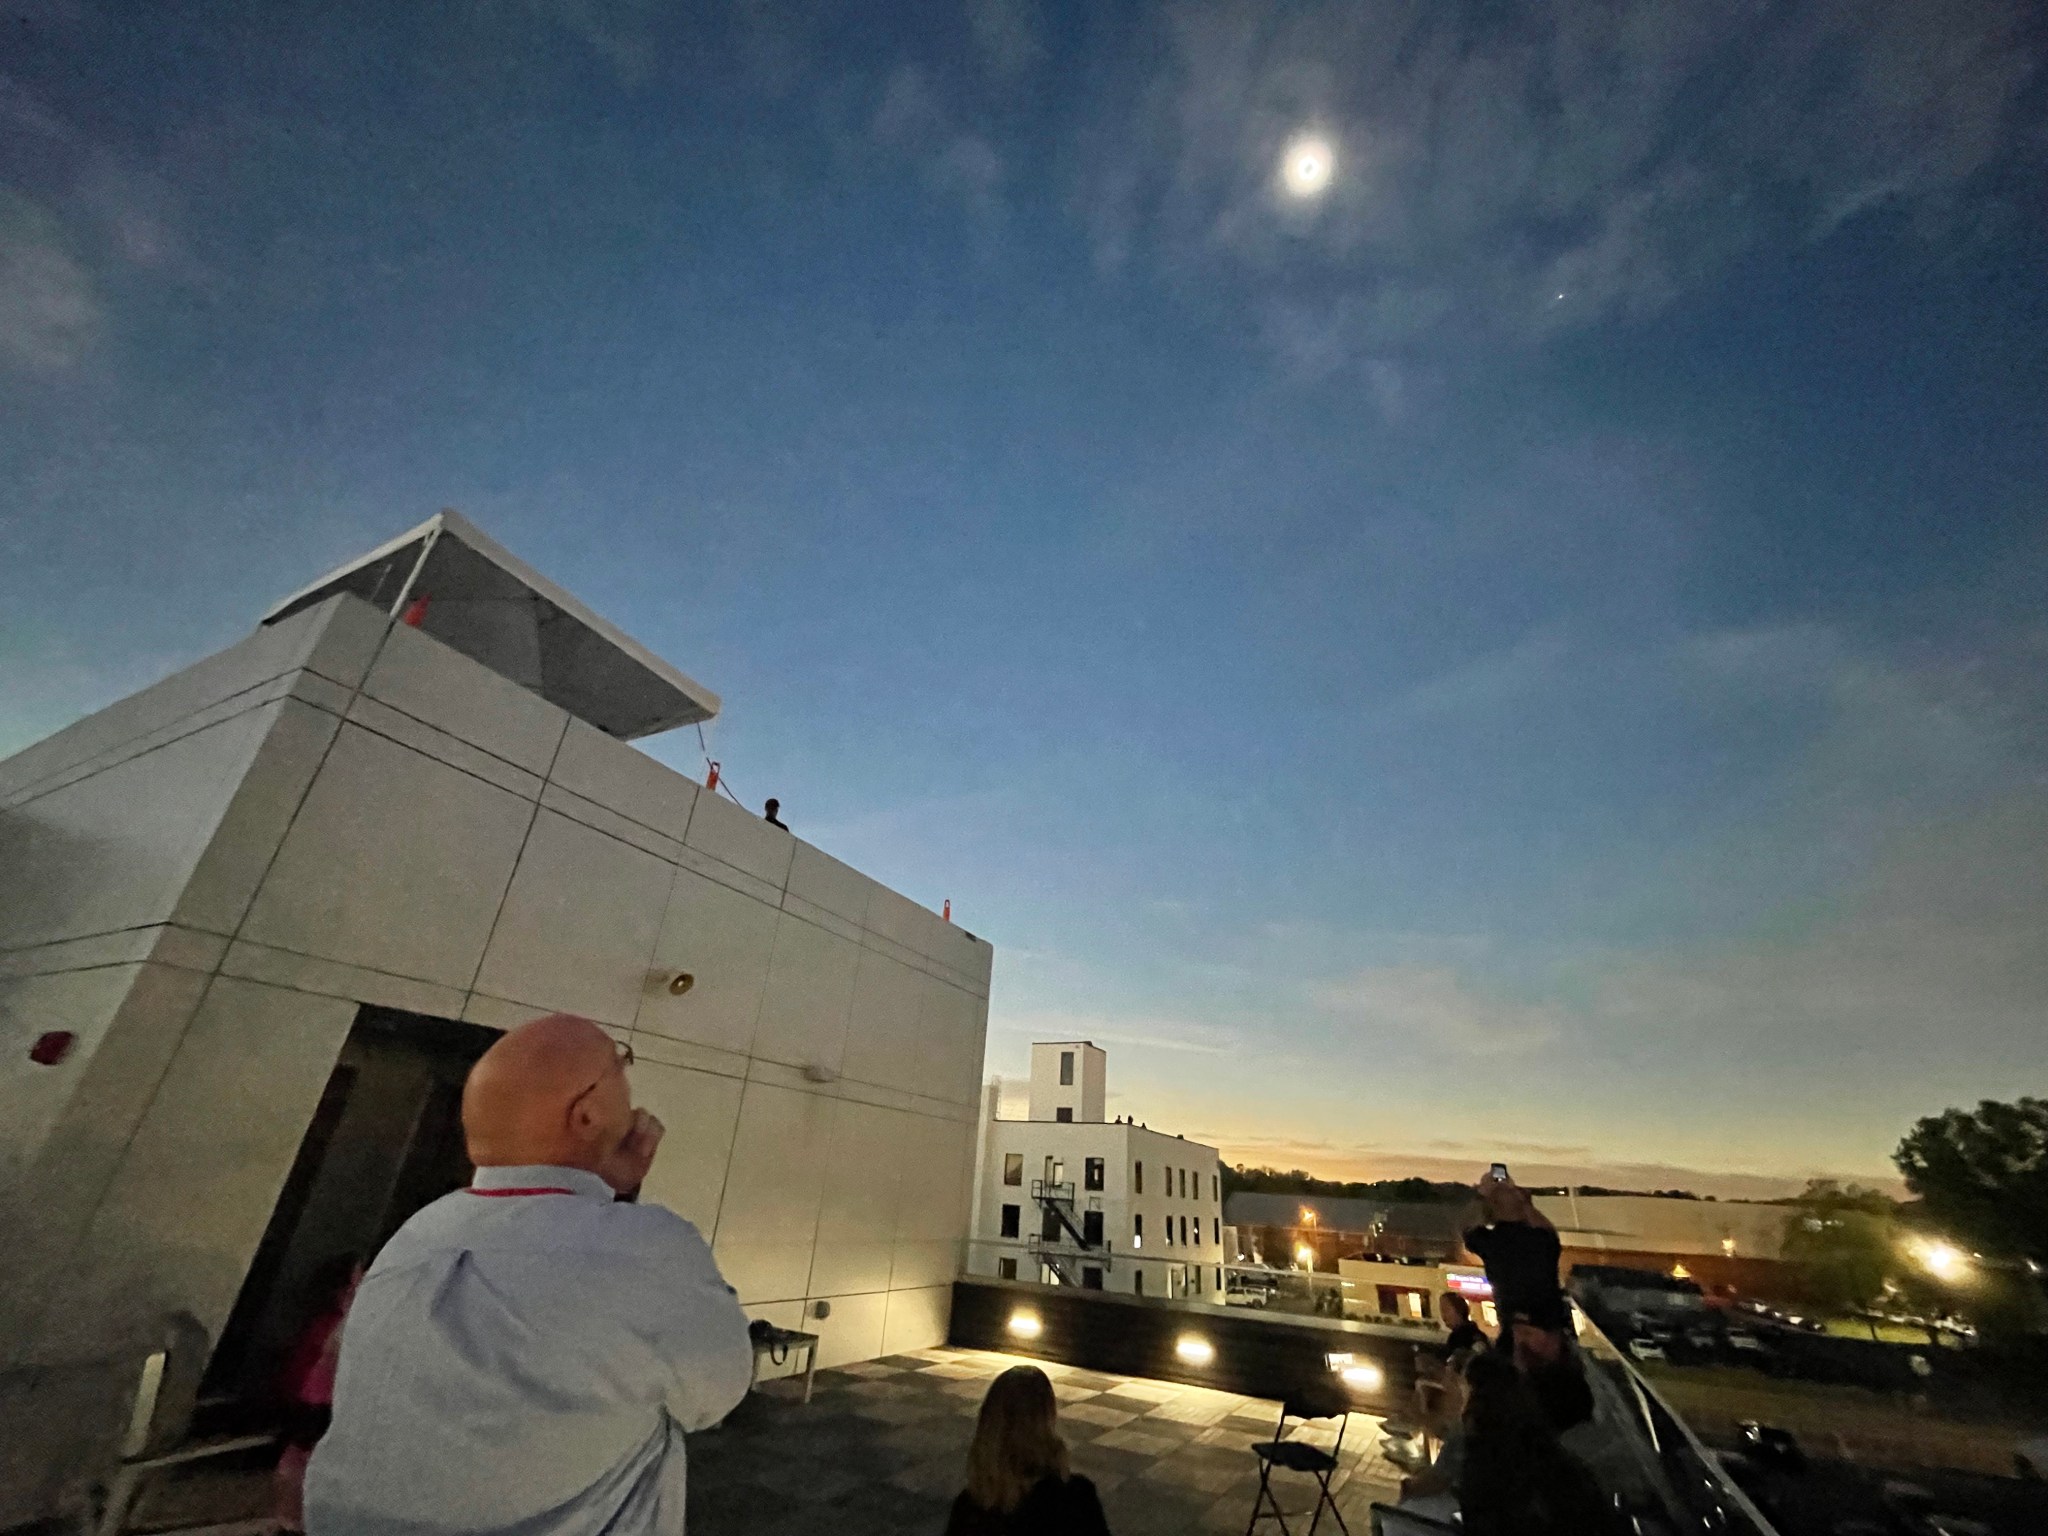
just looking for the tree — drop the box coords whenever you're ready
[1895,1098,2048,1266]
[1781,1180,1897,1324]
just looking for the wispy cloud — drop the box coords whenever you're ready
[0,191,98,370]
[0,72,207,371]
[869,62,1010,233]
[1077,0,2039,360]
[988,1006,1242,1058]
[1308,964,1564,1057]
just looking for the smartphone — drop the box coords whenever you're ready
[1488,1162,1510,1182]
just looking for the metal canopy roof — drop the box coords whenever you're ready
[263,510,720,739]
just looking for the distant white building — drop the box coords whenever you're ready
[969,1042,1224,1300]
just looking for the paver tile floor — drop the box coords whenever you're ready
[687,1346,1404,1536]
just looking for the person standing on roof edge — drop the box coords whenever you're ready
[306,1014,753,1536]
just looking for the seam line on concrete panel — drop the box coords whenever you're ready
[37,965,233,1334]
[0,919,196,958]
[214,667,375,956]
[218,938,468,1006]
[0,925,228,978]
[0,679,297,812]
[537,783,683,865]
[538,752,696,854]
[341,701,545,805]
[460,717,570,1001]
[347,692,552,798]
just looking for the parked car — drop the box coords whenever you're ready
[1627,1338,1667,1363]
[1738,1422,1804,1471]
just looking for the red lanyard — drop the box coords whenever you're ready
[466,1186,576,1198]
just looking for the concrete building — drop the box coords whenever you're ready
[1535,1193,1794,1299]
[1335,1257,1499,1330]
[968,1042,1223,1301]
[0,513,992,1525]
[1223,1192,1476,1271]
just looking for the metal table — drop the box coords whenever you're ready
[749,1326,820,1404]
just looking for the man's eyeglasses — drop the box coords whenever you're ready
[570,1039,635,1113]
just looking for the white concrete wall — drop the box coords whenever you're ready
[0,594,992,1520]
[1025,1039,1105,1123]
[974,1120,1223,1299]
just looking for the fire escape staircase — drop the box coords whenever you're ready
[1029,1179,1111,1286]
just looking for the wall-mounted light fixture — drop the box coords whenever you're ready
[1174,1334,1214,1366]
[667,972,696,996]
[1007,1309,1042,1339]
[1326,1352,1383,1390]
[29,1031,77,1066]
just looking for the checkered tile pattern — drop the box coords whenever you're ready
[687,1346,1405,1536]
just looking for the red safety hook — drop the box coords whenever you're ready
[705,761,721,793]
[943,899,952,923]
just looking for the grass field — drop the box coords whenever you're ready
[1637,1362,2041,1478]
[1818,1317,1948,1345]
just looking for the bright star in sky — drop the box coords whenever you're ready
[1282,134,1334,198]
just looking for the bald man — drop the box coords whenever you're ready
[306,1015,753,1536]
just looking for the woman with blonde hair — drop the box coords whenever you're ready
[945,1364,1113,1535]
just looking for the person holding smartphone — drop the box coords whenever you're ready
[1463,1167,1591,1430]
[1464,1167,1566,1353]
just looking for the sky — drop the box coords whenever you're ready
[3,0,2045,1199]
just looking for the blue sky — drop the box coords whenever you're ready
[4,0,2044,1195]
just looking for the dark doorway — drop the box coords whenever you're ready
[204,1006,499,1398]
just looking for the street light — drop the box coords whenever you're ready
[1295,1243,1315,1270]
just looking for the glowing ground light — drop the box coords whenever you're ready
[1282,134,1334,197]
[1007,1308,1042,1339]
[1175,1334,1215,1366]
[1327,1352,1383,1390]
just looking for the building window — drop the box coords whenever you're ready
[1180,1215,1188,1246]
[1060,1050,1074,1085]
[1082,1265,1103,1290]
[1180,1167,1189,1199]
[1212,1173,1219,1202]
[1134,1161,1143,1194]
[1003,1153,1022,1186]
[1215,1267,1222,1291]
[1041,1206,1062,1242]
[1193,1217,1201,1245]
[1134,1270,1144,1296]
[1056,1107,1073,1122]
[1164,1166,1173,1198]
[1164,1217,1173,1247]
[1132,1214,1144,1248]
[1084,1157,1105,1191]
[1193,1266,1201,1293]
[1000,1204,1020,1238]
[1083,1210,1104,1245]
[998,1257,1017,1280]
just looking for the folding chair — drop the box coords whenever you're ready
[1243,1377,1353,1536]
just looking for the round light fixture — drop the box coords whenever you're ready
[668,972,696,996]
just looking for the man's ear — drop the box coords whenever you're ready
[567,1093,600,1145]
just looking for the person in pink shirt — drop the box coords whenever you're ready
[274,1255,365,1534]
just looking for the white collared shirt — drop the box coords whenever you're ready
[306,1164,753,1536]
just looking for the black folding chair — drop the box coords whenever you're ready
[1243,1378,1353,1536]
